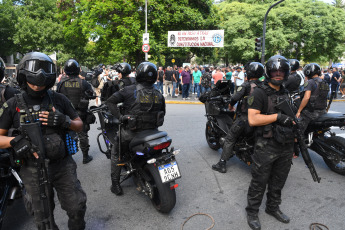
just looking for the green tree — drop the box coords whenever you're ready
[0,0,18,56]
[12,0,64,55]
[217,0,345,64]
[57,0,218,66]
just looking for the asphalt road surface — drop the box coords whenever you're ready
[3,102,345,230]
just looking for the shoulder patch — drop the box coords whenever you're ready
[247,96,254,106]
[3,102,8,108]
[0,108,3,118]
[304,81,308,87]
[237,86,242,92]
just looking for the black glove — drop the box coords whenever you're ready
[119,115,130,123]
[277,112,294,127]
[10,135,36,159]
[47,110,71,129]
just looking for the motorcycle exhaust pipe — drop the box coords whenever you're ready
[9,186,18,200]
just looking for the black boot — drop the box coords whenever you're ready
[110,182,123,196]
[212,160,226,173]
[247,214,261,230]
[265,209,290,223]
[83,155,93,164]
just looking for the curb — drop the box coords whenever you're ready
[166,100,203,105]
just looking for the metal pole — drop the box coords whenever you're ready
[261,0,285,64]
[145,0,148,61]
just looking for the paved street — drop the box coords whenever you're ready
[3,101,345,230]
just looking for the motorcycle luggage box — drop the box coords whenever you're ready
[129,130,169,149]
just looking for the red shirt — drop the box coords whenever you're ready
[213,72,223,85]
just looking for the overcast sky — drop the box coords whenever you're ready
[319,0,334,4]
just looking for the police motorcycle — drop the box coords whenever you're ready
[200,80,254,165]
[89,105,181,213]
[0,149,24,229]
[201,81,345,176]
[293,91,345,175]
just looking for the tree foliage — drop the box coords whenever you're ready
[0,0,18,56]
[217,0,345,64]
[57,0,218,67]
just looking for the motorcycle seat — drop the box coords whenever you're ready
[312,113,345,122]
[129,130,168,148]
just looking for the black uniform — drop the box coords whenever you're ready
[0,91,87,230]
[106,83,165,193]
[299,77,328,133]
[57,76,94,161]
[220,80,261,161]
[284,72,301,94]
[246,82,294,216]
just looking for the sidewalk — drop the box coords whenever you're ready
[164,94,203,104]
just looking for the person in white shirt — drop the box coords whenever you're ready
[236,67,245,91]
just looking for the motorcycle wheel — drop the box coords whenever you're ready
[205,121,221,150]
[322,136,345,175]
[144,164,176,213]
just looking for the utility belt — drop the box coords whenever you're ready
[124,112,164,131]
[256,123,294,145]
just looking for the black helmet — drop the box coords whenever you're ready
[0,57,5,82]
[289,59,300,71]
[303,63,321,79]
[265,55,290,85]
[16,52,56,89]
[136,62,157,84]
[64,58,80,76]
[112,62,131,76]
[245,62,264,80]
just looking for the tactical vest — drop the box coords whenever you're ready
[255,84,294,144]
[0,85,7,108]
[58,77,85,110]
[128,84,164,130]
[15,91,69,161]
[241,81,260,114]
[306,78,328,111]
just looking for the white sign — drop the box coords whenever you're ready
[168,30,224,48]
[143,33,149,44]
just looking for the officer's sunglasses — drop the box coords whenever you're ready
[24,60,55,74]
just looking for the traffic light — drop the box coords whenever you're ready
[255,37,262,52]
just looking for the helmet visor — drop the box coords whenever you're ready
[25,60,55,74]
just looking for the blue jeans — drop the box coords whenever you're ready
[182,84,190,98]
[194,83,201,98]
[202,87,211,94]
[157,81,163,94]
[173,82,179,96]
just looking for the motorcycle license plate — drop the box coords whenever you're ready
[158,161,181,183]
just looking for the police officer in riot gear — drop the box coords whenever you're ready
[57,59,95,164]
[284,59,302,94]
[0,52,87,229]
[106,62,165,195]
[246,55,294,230]
[212,62,264,173]
[296,63,328,133]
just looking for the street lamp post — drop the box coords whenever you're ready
[145,0,148,61]
[261,0,285,64]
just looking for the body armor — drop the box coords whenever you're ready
[58,77,87,110]
[305,78,329,111]
[240,80,260,114]
[255,84,294,144]
[128,84,164,130]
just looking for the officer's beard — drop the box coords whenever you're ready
[26,85,48,98]
[270,79,284,86]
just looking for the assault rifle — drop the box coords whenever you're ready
[16,94,54,229]
[275,99,321,183]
